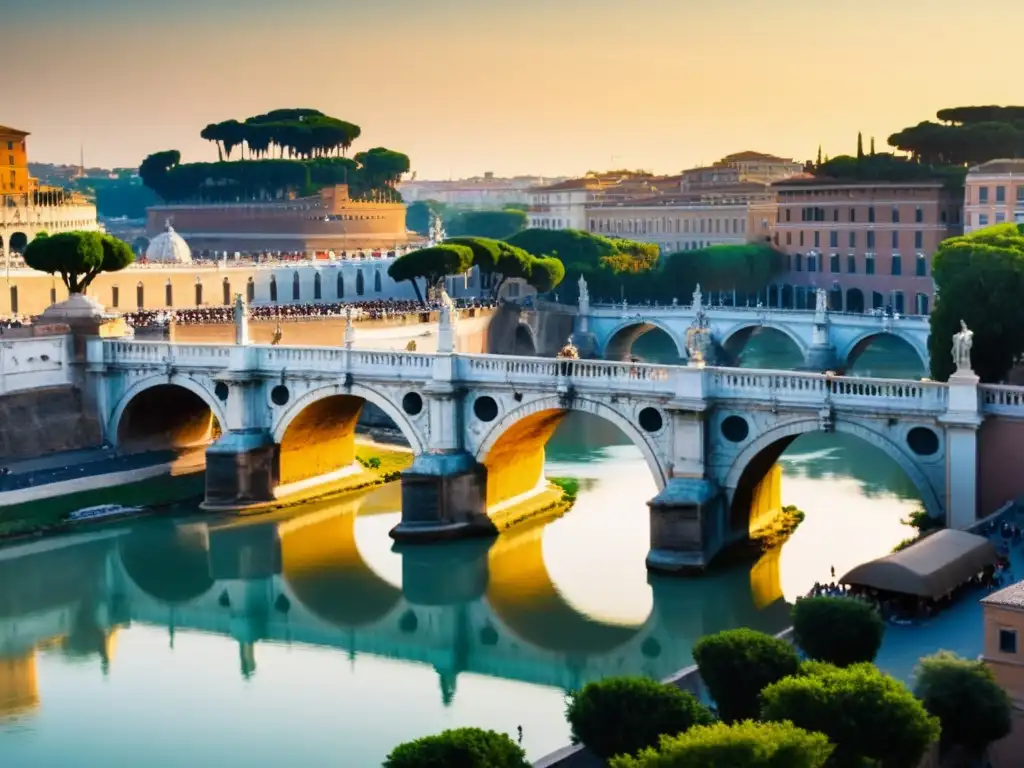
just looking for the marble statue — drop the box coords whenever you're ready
[233,292,246,325]
[271,324,283,346]
[952,319,974,373]
[815,288,828,314]
[577,275,590,304]
[692,283,703,310]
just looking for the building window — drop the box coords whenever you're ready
[891,254,902,276]
[866,231,875,249]
[891,231,899,249]
[814,231,820,248]
[979,213,989,227]
[786,232,792,245]
[356,269,365,296]
[1017,185,1024,203]
[785,209,791,222]
[799,231,805,247]
[9,286,17,314]
[374,270,383,292]
[849,208,856,222]
[996,212,1006,224]
[195,279,203,306]
[999,628,1017,654]
[111,286,119,308]
[866,254,876,275]
[137,282,144,308]
[848,231,856,248]
[247,277,255,302]
[830,253,840,273]
[808,254,818,272]
[868,206,875,223]
[832,209,839,222]
[829,232,838,248]
[795,253,803,271]
[313,272,322,300]
[915,206,923,223]
[165,281,173,307]
[5,141,11,150]
[914,231,923,249]
[996,186,1006,203]
[916,254,927,277]
[891,207,900,223]
[979,186,989,203]
[847,254,856,273]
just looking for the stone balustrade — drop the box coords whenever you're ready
[0,334,74,394]
[980,384,1024,418]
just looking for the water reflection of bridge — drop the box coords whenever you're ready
[0,489,791,715]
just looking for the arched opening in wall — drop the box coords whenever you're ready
[314,272,322,300]
[478,405,663,513]
[767,284,780,308]
[512,324,537,356]
[116,384,221,455]
[8,232,28,254]
[246,277,255,303]
[269,276,278,302]
[846,288,865,314]
[374,270,382,293]
[722,326,803,369]
[276,393,414,488]
[9,286,17,314]
[222,277,231,305]
[780,284,794,309]
[605,322,683,363]
[337,273,344,299]
[136,282,144,309]
[110,285,119,309]
[828,284,843,312]
[844,333,927,378]
[118,523,214,605]
[292,271,300,301]
[915,292,929,316]
[356,270,365,296]
[165,280,173,307]
[871,291,884,311]
[282,502,402,629]
[194,278,203,307]
[132,237,149,255]
[726,425,934,600]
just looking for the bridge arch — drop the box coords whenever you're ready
[723,417,943,535]
[108,374,227,452]
[839,330,929,372]
[719,322,807,363]
[473,395,669,509]
[513,323,538,356]
[602,319,687,361]
[271,382,424,487]
[118,523,215,606]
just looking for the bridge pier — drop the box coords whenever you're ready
[645,478,725,575]
[204,429,279,508]
[391,452,491,542]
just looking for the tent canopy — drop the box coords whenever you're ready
[840,529,997,600]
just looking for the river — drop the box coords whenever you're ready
[0,330,928,766]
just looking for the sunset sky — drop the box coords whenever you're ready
[6,0,1019,179]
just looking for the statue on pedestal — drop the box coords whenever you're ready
[952,320,974,373]
[233,292,249,345]
[815,288,828,314]
[577,275,590,308]
[692,283,703,311]
[344,307,355,349]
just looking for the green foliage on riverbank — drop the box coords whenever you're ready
[750,506,805,551]
[792,596,884,667]
[383,727,530,768]
[549,476,579,502]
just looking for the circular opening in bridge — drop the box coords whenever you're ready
[402,391,423,416]
[270,385,290,406]
[480,625,499,646]
[398,609,419,634]
[641,637,662,659]
[214,382,229,402]
[907,427,940,456]
[638,407,663,433]
[473,395,499,423]
[721,415,750,443]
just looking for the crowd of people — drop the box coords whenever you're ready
[123,297,496,327]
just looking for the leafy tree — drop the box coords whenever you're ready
[447,209,528,240]
[387,244,474,305]
[491,241,536,296]
[692,629,800,723]
[608,721,834,768]
[760,662,940,768]
[383,727,530,768]
[792,596,884,667]
[928,223,1024,382]
[443,236,502,273]
[565,676,715,760]
[914,651,1012,764]
[528,256,565,293]
[23,231,134,295]
[888,106,1024,166]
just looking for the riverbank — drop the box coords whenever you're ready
[711,505,806,568]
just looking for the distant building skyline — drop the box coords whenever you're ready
[5,0,1021,178]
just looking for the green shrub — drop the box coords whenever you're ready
[692,629,800,723]
[565,676,715,760]
[608,720,834,768]
[792,596,884,666]
[914,651,1012,761]
[760,662,939,767]
[382,727,529,768]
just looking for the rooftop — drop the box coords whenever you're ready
[982,580,1024,612]
[968,159,1024,175]
[718,151,796,164]
[773,177,946,189]
[0,125,29,138]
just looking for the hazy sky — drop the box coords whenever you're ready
[6,0,1020,179]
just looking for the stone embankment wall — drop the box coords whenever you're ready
[487,303,576,357]
[0,386,101,461]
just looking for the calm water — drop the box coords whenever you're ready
[0,331,928,766]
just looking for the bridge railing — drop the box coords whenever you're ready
[708,368,948,414]
[102,340,233,366]
[457,354,674,394]
[980,384,1024,418]
[254,345,436,379]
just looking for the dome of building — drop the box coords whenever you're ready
[145,222,192,264]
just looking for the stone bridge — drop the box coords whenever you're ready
[83,303,999,572]
[570,287,931,373]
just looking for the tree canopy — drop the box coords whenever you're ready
[913,651,1012,762]
[23,231,135,294]
[888,106,1024,166]
[692,629,801,723]
[608,721,834,768]
[447,209,528,240]
[760,662,939,768]
[387,243,474,304]
[383,727,530,768]
[141,109,408,203]
[791,596,884,667]
[928,223,1024,382]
